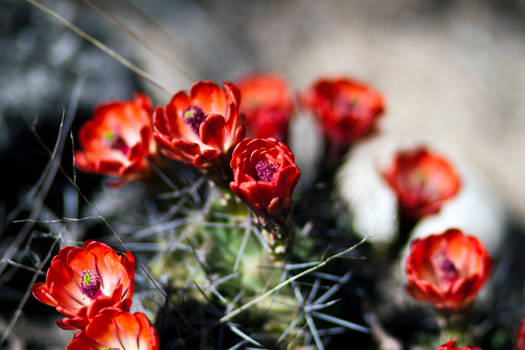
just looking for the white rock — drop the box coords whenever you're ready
[337,138,506,255]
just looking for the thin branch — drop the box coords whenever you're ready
[81,0,195,83]
[24,0,171,96]
[12,216,102,224]
[220,237,368,322]
[0,260,45,275]
[1,235,59,344]
[0,75,84,276]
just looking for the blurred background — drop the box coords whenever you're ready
[2,0,525,348]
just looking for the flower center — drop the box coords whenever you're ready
[255,160,279,182]
[104,131,130,155]
[432,251,459,287]
[335,96,360,119]
[80,270,101,298]
[411,170,427,187]
[183,106,207,135]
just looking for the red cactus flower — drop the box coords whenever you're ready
[437,340,482,350]
[300,77,385,147]
[406,229,492,312]
[32,240,135,330]
[237,74,295,141]
[230,137,300,224]
[153,81,245,170]
[66,309,159,350]
[383,147,461,220]
[516,317,525,350]
[75,93,156,187]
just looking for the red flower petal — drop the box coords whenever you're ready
[200,114,226,150]
[230,137,300,223]
[437,340,482,350]
[194,149,221,167]
[516,317,525,350]
[153,81,242,171]
[65,337,99,350]
[405,229,491,312]
[32,241,135,330]
[189,81,227,115]
[301,77,384,146]
[237,74,295,141]
[383,147,461,220]
[75,94,156,186]
[66,309,159,350]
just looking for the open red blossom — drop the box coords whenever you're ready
[406,229,491,312]
[300,77,385,147]
[153,81,245,170]
[66,309,159,350]
[75,93,156,187]
[383,147,461,220]
[237,74,295,141]
[32,240,135,330]
[437,340,482,350]
[515,317,525,350]
[230,137,300,224]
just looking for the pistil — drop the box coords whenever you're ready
[183,106,207,135]
[80,270,101,298]
[255,160,279,182]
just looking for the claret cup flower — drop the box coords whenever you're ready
[301,77,385,148]
[405,229,491,312]
[153,81,245,181]
[437,340,482,350]
[383,147,461,221]
[230,137,300,225]
[75,93,156,187]
[66,309,159,350]
[230,137,300,254]
[237,74,295,141]
[32,240,135,329]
